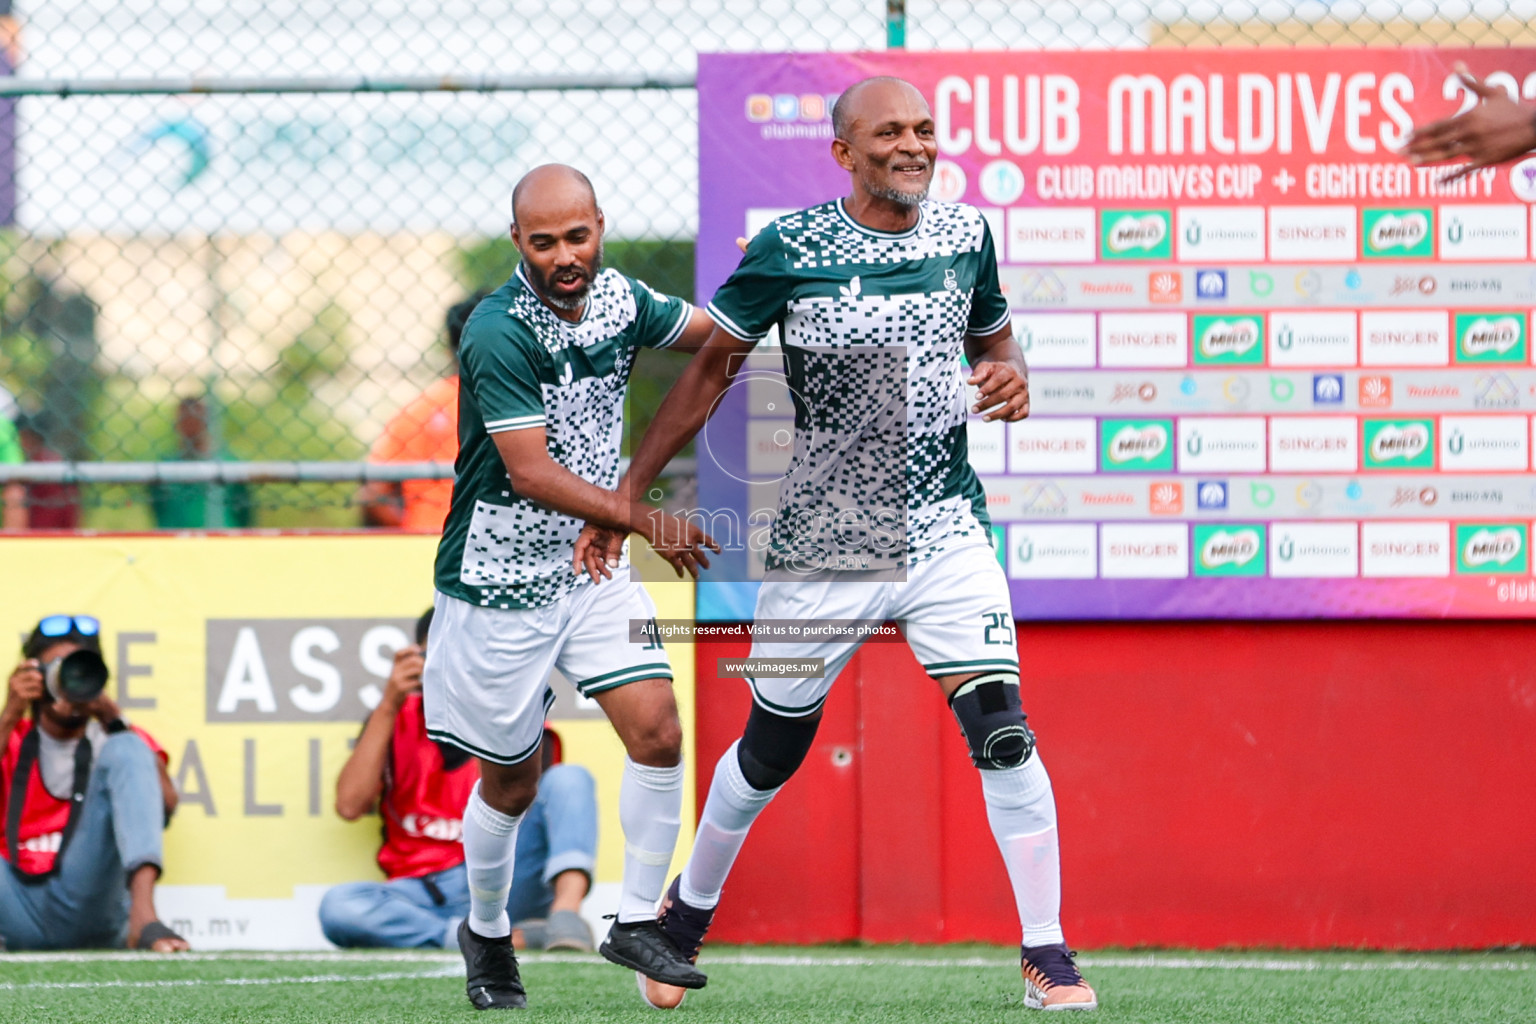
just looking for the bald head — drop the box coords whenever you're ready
[832,76,930,142]
[510,163,598,227]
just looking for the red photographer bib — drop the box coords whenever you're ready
[377,695,480,880]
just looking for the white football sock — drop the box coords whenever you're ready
[617,757,685,923]
[979,753,1066,948]
[462,782,522,939]
[679,741,779,910]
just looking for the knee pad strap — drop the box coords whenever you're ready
[948,672,1035,770]
[736,704,821,791]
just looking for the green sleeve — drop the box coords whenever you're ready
[458,320,549,434]
[704,228,792,342]
[967,217,1011,337]
[0,418,21,464]
[628,275,693,350]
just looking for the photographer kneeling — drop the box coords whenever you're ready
[0,616,189,952]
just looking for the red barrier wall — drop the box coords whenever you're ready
[694,622,1536,949]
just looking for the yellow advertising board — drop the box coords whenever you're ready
[0,535,695,948]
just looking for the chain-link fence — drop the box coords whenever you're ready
[0,0,1530,528]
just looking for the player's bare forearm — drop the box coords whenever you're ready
[1402,63,1536,181]
[965,326,1030,422]
[622,328,754,498]
[492,429,647,533]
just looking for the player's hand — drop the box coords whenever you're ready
[383,645,424,709]
[89,693,123,725]
[573,522,626,583]
[638,510,721,579]
[1402,62,1536,181]
[968,361,1030,422]
[6,659,44,709]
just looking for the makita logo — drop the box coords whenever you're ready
[1080,491,1135,506]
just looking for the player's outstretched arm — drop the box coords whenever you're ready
[573,326,753,582]
[965,325,1031,422]
[1402,63,1536,181]
[494,427,718,578]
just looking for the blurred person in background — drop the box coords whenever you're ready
[16,413,81,530]
[150,395,253,530]
[0,383,23,530]
[358,293,487,531]
[319,607,598,952]
[0,615,187,951]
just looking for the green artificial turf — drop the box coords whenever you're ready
[0,946,1531,1023]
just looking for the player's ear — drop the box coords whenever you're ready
[596,208,606,237]
[831,136,855,173]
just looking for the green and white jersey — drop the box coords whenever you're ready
[708,198,1009,573]
[434,265,691,609]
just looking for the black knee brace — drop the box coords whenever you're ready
[736,703,822,791]
[948,672,1035,770]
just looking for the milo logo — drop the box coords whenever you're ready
[1456,524,1529,574]
[1101,210,1171,259]
[1195,315,1262,364]
[1108,425,1167,461]
[1100,419,1174,472]
[1364,420,1434,468]
[1193,524,1266,576]
[1364,209,1432,257]
[1455,313,1527,364]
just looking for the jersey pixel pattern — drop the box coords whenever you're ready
[777,200,986,269]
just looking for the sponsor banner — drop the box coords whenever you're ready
[1013,312,1098,367]
[1007,523,1098,579]
[1193,524,1267,577]
[1362,207,1434,259]
[1363,418,1436,469]
[698,48,1536,621]
[1361,521,1452,576]
[1440,415,1530,472]
[1098,312,1187,367]
[1438,204,1529,260]
[1176,206,1265,262]
[1270,522,1360,578]
[1269,416,1359,472]
[1453,312,1527,364]
[1193,314,1265,366]
[1359,311,1450,366]
[0,537,697,947]
[1268,312,1358,367]
[1269,206,1357,262]
[1009,206,1096,264]
[1455,522,1530,574]
[1177,417,1267,472]
[1101,418,1175,472]
[1099,523,1189,578]
[1009,417,1099,473]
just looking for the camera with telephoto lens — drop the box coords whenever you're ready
[41,649,110,705]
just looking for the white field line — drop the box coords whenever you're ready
[0,966,461,992]
[0,951,1529,976]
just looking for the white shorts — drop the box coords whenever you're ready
[747,535,1018,716]
[422,579,672,764]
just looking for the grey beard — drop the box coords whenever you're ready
[866,181,927,206]
[534,240,604,311]
[543,289,585,311]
